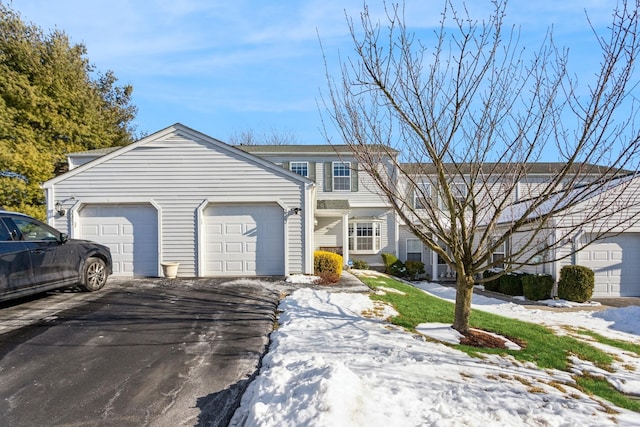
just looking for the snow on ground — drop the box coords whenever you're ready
[231,273,640,427]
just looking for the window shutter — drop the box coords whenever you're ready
[324,162,333,192]
[351,162,358,192]
[408,186,415,208]
[282,161,289,171]
[309,161,316,181]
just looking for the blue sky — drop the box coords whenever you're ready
[12,0,620,149]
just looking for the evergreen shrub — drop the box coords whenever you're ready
[557,265,594,302]
[522,274,554,301]
[405,260,425,280]
[483,269,501,292]
[499,272,526,296]
[351,259,369,270]
[381,253,406,277]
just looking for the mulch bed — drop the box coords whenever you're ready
[460,328,527,350]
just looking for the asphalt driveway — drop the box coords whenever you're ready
[0,277,282,427]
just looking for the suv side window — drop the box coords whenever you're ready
[0,219,12,241]
[5,217,58,241]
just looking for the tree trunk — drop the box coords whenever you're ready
[452,273,475,334]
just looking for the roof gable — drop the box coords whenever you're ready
[43,123,313,188]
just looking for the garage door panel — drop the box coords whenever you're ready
[204,203,284,276]
[580,233,640,297]
[226,242,243,253]
[80,204,158,277]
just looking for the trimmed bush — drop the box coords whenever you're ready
[483,269,501,292]
[314,251,343,278]
[522,274,554,301]
[499,272,526,296]
[351,259,369,270]
[381,253,406,277]
[557,265,595,302]
[405,260,425,280]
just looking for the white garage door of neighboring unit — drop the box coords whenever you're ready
[79,204,158,277]
[204,203,285,276]
[578,233,640,297]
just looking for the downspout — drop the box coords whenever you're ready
[305,182,316,274]
[342,212,350,267]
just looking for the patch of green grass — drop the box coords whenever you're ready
[576,375,640,412]
[575,328,640,356]
[360,274,636,412]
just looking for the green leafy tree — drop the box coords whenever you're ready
[0,3,137,218]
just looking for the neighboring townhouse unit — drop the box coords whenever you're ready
[42,124,640,297]
[238,144,398,269]
[397,163,640,297]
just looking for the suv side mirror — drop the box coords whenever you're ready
[60,233,69,243]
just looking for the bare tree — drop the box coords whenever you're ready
[322,0,640,333]
[229,128,299,145]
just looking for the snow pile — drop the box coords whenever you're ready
[231,283,640,426]
[594,306,640,335]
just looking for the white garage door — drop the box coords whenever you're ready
[578,233,640,297]
[203,203,284,276]
[79,204,158,277]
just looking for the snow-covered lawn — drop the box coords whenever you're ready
[231,273,640,426]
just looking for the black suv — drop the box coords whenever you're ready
[0,210,112,302]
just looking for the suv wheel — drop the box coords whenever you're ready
[82,257,108,291]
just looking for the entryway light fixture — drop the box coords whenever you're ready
[55,196,76,217]
[292,207,302,215]
[55,201,66,217]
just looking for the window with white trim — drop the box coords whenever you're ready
[406,238,423,262]
[348,221,381,252]
[290,161,308,177]
[333,161,351,191]
[492,240,506,268]
[439,182,468,209]
[414,182,431,209]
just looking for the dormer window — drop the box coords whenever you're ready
[290,162,308,177]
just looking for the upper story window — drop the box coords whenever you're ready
[290,162,308,177]
[414,182,431,209]
[439,182,468,209]
[333,162,351,191]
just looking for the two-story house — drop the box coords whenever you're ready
[237,144,397,269]
[42,123,397,278]
[42,123,640,297]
